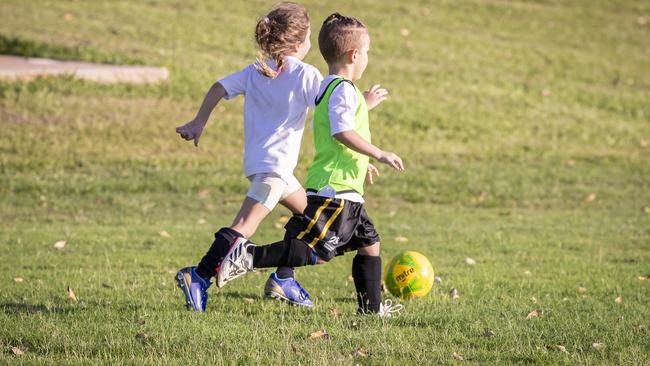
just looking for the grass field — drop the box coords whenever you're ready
[1,0,649,364]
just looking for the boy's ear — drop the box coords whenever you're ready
[347,49,358,64]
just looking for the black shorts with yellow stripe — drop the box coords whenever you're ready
[284,195,380,261]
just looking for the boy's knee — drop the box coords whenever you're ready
[357,242,380,256]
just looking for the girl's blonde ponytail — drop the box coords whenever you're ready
[254,3,309,79]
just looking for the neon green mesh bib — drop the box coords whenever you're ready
[306,78,370,195]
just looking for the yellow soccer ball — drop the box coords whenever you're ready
[384,251,435,299]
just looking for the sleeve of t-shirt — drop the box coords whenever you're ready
[328,82,358,135]
[218,65,252,100]
[302,66,323,109]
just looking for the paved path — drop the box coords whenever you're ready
[0,55,168,84]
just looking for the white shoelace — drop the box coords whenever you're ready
[378,299,404,318]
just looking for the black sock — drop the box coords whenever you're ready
[352,255,382,314]
[276,266,294,279]
[196,227,243,279]
[253,239,314,268]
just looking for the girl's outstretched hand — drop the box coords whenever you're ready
[363,84,389,110]
[176,119,206,147]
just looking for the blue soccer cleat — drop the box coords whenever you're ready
[176,266,211,312]
[264,272,314,307]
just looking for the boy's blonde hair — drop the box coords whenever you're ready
[318,13,367,65]
[255,2,310,78]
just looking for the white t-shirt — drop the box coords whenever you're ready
[315,74,359,136]
[218,56,323,180]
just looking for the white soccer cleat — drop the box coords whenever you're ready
[378,299,404,318]
[216,237,255,288]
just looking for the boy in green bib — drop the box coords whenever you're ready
[216,13,404,316]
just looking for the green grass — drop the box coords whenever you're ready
[1,0,649,364]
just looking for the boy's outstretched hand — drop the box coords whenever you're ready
[366,163,379,185]
[377,151,404,171]
[363,84,388,110]
[176,119,206,147]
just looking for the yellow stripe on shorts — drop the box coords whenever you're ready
[308,199,345,248]
[297,198,332,240]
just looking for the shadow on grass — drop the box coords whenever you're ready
[334,297,357,303]
[0,302,75,315]
[0,34,142,64]
[217,291,262,300]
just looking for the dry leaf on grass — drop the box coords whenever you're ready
[136,332,150,341]
[452,351,464,360]
[63,13,74,21]
[583,193,597,203]
[640,139,648,148]
[309,329,329,340]
[450,288,460,299]
[279,215,289,223]
[542,89,552,97]
[274,223,283,229]
[400,28,410,36]
[615,296,623,304]
[483,328,495,338]
[329,308,341,318]
[67,286,79,303]
[638,16,649,25]
[434,276,442,284]
[54,240,66,250]
[14,277,24,283]
[530,296,538,304]
[567,159,576,166]
[578,285,587,293]
[159,230,171,238]
[395,236,408,243]
[592,342,605,350]
[555,345,568,353]
[637,273,649,281]
[101,283,113,289]
[244,298,255,304]
[526,309,543,319]
[11,346,24,356]
[478,191,488,202]
[465,257,476,265]
[197,218,206,224]
[351,348,370,357]
[197,188,211,199]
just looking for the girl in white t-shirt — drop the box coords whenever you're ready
[175,3,322,311]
